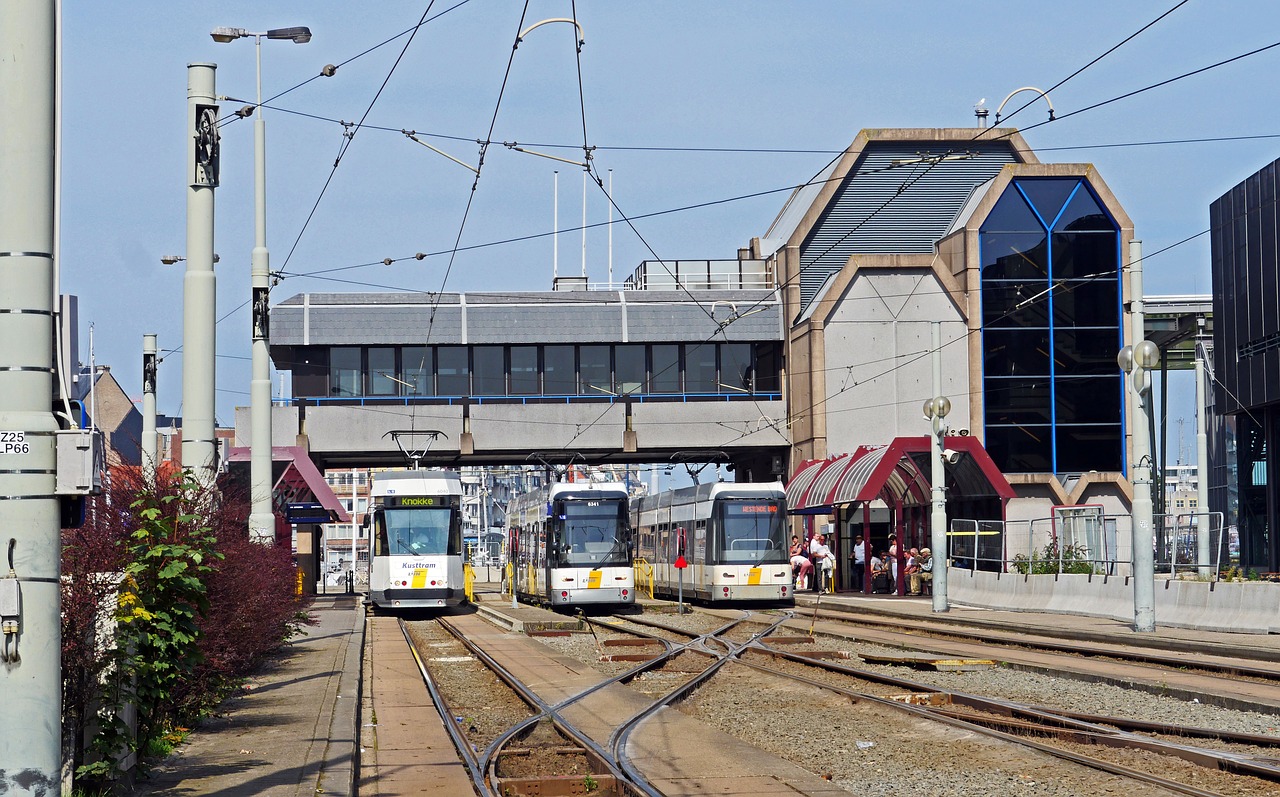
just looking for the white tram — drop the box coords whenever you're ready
[632,482,792,603]
[366,469,466,610]
[507,482,636,608]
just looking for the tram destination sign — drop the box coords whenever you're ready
[385,495,456,508]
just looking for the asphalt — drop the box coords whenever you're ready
[131,594,364,797]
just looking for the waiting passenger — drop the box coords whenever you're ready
[871,550,892,594]
[905,547,922,595]
[809,532,834,594]
[918,548,934,594]
[789,535,814,590]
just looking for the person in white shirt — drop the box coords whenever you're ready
[809,532,834,593]
[850,534,867,592]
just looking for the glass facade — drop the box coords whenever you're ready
[293,341,782,402]
[980,179,1122,473]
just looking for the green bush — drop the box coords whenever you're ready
[1011,540,1097,575]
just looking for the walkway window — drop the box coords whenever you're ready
[980,179,1122,473]
[721,343,753,393]
[579,345,612,395]
[754,343,781,392]
[330,347,361,397]
[685,343,717,393]
[615,345,645,396]
[368,348,397,396]
[437,346,469,396]
[402,346,433,395]
[544,345,575,394]
[650,344,681,393]
[472,346,504,396]
[510,346,539,394]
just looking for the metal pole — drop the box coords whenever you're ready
[930,322,949,613]
[1195,333,1212,578]
[182,63,219,487]
[0,1,62,788]
[1129,239,1156,632]
[248,36,275,545]
[351,467,358,593]
[607,170,613,287]
[142,334,158,478]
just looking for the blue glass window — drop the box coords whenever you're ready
[980,179,1123,473]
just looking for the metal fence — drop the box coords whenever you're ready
[949,510,1227,581]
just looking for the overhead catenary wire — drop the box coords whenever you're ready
[202,4,1249,450]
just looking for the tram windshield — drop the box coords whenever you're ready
[554,498,630,567]
[714,499,786,564]
[375,507,461,557]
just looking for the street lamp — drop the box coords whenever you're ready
[211,25,311,545]
[1119,238,1157,633]
[1118,338,1159,632]
[923,391,951,612]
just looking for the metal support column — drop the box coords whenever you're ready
[0,2,62,789]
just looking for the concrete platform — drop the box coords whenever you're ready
[359,617,475,797]
[133,596,362,797]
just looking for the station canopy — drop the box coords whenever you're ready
[786,436,1014,514]
[226,445,351,524]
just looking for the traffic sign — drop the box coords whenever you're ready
[674,555,688,569]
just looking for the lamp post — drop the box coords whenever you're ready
[211,25,311,545]
[1119,238,1157,632]
[1118,339,1160,631]
[922,322,951,611]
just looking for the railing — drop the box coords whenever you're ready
[633,557,655,599]
[950,510,1229,582]
[463,563,475,602]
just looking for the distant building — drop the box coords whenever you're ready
[76,366,141,469]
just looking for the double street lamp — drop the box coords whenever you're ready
[1118,338,1160,632]
[211,25,311,545]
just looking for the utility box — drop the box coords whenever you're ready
[56,429,105,495]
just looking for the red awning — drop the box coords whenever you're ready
[786,436,1013,512]
[226,445,351,524]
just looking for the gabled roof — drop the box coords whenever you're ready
[759,128,1035,309]
[786,436,1014,513]
[226,445,351,523]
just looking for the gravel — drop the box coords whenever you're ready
[532,610,1280,795]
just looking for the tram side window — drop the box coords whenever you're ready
[374,514,388,557]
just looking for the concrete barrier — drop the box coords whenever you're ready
[948,569,1280,633]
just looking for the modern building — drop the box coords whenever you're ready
[1209,156,1280,574]
[760,128,1139,581]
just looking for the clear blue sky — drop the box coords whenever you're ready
[59,1,1280,463]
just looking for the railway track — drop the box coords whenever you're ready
[386,604,1280,796]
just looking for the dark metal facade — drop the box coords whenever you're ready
[1210,158,1280,573]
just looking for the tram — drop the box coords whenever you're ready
[631,482,792,604]
[366,469,466,610]
[507,481,636,608]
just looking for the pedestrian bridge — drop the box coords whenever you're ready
[239,259,790,479]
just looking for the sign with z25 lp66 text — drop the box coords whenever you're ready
[1,432,30,455]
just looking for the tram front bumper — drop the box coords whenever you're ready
[550,588,634,605]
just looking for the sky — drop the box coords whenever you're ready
[56,1,1280,465]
